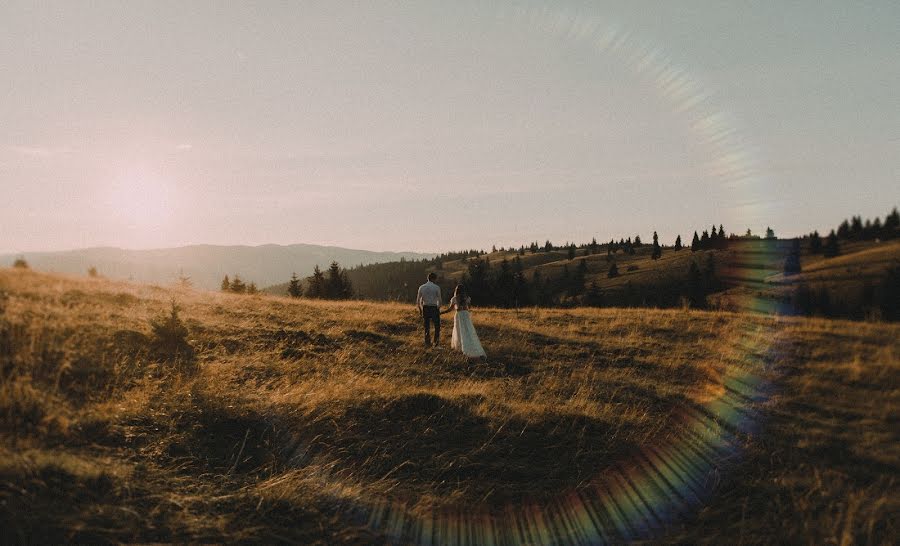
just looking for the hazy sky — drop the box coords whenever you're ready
[2,1,898,253]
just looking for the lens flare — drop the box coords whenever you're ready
[325,6,777,544]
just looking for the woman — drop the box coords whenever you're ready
[443,284,486,358]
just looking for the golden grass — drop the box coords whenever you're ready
[0,267,897,544]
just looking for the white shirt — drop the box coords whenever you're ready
[416,281,442,310]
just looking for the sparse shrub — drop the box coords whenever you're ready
[148,300,195,367]
[13,257,28,269]
[607,263,619,278]
[88,266,98,278]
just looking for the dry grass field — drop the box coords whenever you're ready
[1,267,897,544]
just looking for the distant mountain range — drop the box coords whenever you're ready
[0,244,435,290]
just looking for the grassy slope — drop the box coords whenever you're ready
[1,268,897,544]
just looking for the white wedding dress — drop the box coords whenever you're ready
[450,296,486,358]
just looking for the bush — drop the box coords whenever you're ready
[12,258,28,269]
[148,300,195,366]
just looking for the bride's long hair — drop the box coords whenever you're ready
[453,284,467,301]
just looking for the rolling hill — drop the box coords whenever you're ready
[0,267,896,543]
[0,244,434,291]
[267,237,900,321]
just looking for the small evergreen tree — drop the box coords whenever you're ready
[837,219,850,239]
[88,266,98,278]
[306,265,325,298]
[544,240,553,252]
[691,231,700,252]
[246,282,258,295]
[148,300,194,363]
[607,262,619,278]
[809,231,822,254]
[700,230,710,249]
[567,244,576,260]
[12,257,28,269]
[230,275,246,294]
[674,234,682,251]
[633,235,642,247]
[850,216,863,239]
[765,226,775,239]
[221,275,230,292]
[287,272,303,298]
[823,230,840,258]
[885,207,900,236]
[651,231,661,260]
[325,261,345,299]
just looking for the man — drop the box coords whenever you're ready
[416,272,442,348]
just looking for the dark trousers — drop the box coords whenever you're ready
[422,305,440,346]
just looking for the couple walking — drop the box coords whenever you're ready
[416,273,486,358]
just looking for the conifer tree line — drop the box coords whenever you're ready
[262,205,898,319]
[805,206,899,258]
[219,274,258,295]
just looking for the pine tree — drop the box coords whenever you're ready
[88,266,99,278]
[837,219,850,239]
[651,231,661,260]
[674,234,682,251]
[823,230,840,258]
[230,275,246,294]
[13,257,28,269]
[885,207,900,237]
[567,244,576,260]
[700,230,709,249]
[765,226,775,239]
[850,216,863,239]
[246,282,258,295]
[634,235,642,247]
[221,275,230,292]
[809,231,822,254]
[872,217,883,239]
[691,231,700,252]
[340,270,354,299]
[287,272,302,298]
[325,261,345,299]
[544,240,553,252]
[306,265,325,298]
[607,262,619,278]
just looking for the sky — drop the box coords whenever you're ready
[1,1,898,254]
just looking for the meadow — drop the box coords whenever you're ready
[1,267,897,544]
